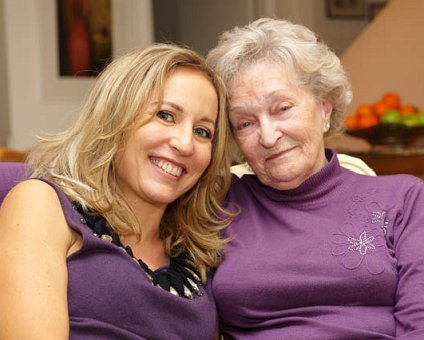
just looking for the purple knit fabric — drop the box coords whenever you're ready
[0,163,217,339]
[0,162,30,202]
[213,149,424,339]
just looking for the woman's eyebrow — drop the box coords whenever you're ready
[162,100,183,112]
[163,101,216,125]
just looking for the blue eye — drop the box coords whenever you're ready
[239,122,250,130]
[157,110,174,122]
[194,127,212,139]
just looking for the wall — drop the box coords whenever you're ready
[0,0,383,150]
[341,0,424,112]
[152,0,369,57]
[178,0,258,56]
[274,0,369,56]
[153,0,261,56]
[1,0,153,150]
[0,0,9,146]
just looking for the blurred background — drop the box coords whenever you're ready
[1,0,423,177]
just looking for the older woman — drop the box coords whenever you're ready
[207,18,424,339]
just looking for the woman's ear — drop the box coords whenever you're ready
[322,100,333,120]
[321,100,333,133]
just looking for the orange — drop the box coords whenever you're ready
[372,101,390,119]
[356,104,374,117]
[357,114,378,129]
[344,115,358,130]
[399,104,419,116]
[381,92,401,110]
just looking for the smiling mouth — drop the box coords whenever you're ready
[150,158,184,177]
[266,146,296,161]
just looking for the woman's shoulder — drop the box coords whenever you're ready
[341,170,424,206]
[349,171,423,188]
[0,179,75,249]
[5,178,83,220]
[3,179,61,210]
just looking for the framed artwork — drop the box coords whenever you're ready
[37,0,154,100]
[326,0,366,19]
[57,0,112,77]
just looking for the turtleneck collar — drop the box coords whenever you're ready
[247,149,345,204]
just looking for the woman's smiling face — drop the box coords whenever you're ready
[115,67,218,211]
[229,60,332,190]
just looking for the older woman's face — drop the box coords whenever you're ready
[228,60,332,190]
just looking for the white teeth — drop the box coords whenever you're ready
[150,158,183,177]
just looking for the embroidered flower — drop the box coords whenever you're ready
[367,202,389,234]
[367,187,377,195]
[348,231,375,255]
[332,222,386,274]
[352,194,366,202]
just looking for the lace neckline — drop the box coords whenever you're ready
[75,204,203,300]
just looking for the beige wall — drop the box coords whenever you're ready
[341,0,424,113]
[0,0,390,150]
[276,0,369,56]
[0,0,9,146]
[1,0,153,150]
[178,0,257,56]
[158,0,369,57]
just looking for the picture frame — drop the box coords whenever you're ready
[368,2,388,21]
[37,0,154,100]
[326,0,367,19]
[56,0,113,77]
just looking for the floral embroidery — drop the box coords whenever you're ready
[367,187,377,195]
[332,222,386,274]
[348,231,375,255]
[352,194,366,202]
[332,188,393,274]
[367,202,389,234]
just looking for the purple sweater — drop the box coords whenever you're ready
[40,180,217,339]
[213,149,424,339]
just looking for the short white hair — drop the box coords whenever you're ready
[207,17,352,136]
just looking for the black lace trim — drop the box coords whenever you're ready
[74,204,203,300]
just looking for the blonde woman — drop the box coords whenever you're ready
[0,44,232,339]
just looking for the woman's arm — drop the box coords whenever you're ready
[0,180,74,339]
[393,180,424,339]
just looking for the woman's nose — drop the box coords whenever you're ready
[169,126,194,156]
[259,119,283,148]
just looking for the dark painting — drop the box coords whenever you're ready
[57,0,112,77]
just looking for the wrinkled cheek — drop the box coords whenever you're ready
[244,153,261,172]
[235,134,251,149]
[248,156,269,179]
[237,139,256,161]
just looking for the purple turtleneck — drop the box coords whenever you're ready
[213,149,424,339]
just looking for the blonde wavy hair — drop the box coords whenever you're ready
[28,44,233,278]
[207,17,352,137]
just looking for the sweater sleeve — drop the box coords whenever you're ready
[392,179,424,338]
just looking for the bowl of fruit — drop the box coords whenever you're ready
[344,92,424,147]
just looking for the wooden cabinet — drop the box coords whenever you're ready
[349,151,424,179]
[0,148,27,162]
